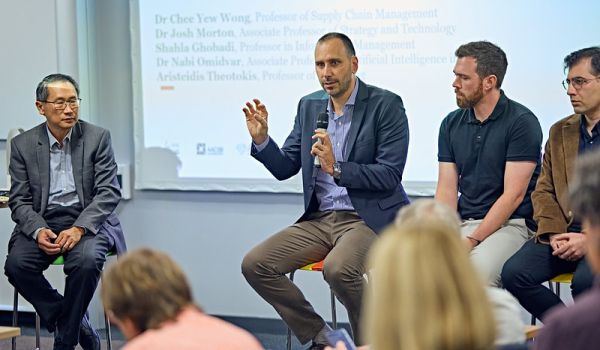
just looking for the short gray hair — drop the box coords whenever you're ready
[395,199,461,235]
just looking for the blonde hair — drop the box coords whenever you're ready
[101,248,196,332]
[364,200,495,350]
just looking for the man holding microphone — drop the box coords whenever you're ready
[241,32,409,349]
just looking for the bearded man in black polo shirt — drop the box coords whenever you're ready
[435,41,543,287]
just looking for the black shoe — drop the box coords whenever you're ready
[307,342,326,350]
[79,314,101,350]
[53,336,75,350]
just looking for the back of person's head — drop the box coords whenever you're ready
[570,149,600,273]
[364,199,495,350]
[455,41,508,88]
[571,148,600,226]
[101,248,194,333]
[395,198,461,231]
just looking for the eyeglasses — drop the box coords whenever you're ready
[40,98,81,110]
[562,76,600,90]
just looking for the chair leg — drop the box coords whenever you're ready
[12,288,18,350]
[102,256,115,350]
[556,282,561,298]
[104,308,112,350]
[13,288,41,350]
[286,270,296,350]
[103,272,113,350]
[330,289,337,329]
[35,313,41,350]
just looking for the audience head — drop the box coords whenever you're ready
[364,199,495,350]
[101,248,195,339]
[395,197,461,231]
[570,149,600,273]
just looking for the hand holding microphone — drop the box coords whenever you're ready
[313,112,329,168]
[312,112,336,174]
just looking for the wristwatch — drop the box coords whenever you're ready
[333,162,342,180]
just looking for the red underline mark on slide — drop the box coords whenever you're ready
[160,86,175,90]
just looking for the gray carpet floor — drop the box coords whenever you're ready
[0,327,307,350]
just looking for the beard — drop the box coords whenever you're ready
[456,82,484,109]
[321,71,353,99]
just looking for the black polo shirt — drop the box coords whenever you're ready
[438,91,542,229]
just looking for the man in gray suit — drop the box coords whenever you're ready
[4,74,126,350]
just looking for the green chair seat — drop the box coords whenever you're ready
[51,250,115,265]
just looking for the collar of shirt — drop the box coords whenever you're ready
[467,90,508,124]
[580,114,600,140]
[326,77,359,120]
[46,125,73,148]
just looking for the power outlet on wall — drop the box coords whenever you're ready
[116,163,132,200]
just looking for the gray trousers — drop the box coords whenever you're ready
[461,218,532,287]
[241,211,376,345]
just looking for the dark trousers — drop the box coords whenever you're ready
[4,206,114,349]
[501,238,594,320]
[241,211,376,345]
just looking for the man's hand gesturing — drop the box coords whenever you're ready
[243,98,269,145]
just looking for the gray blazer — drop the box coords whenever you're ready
[8,120,126,254]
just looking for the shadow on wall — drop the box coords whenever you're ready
[138,147,181,182]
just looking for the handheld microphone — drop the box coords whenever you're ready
[314,112,329,168]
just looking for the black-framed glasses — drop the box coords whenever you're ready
[40,98,81,110]
[562,76,600,90]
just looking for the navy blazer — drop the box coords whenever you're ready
[8,120,126,254]
[252,79,409,233]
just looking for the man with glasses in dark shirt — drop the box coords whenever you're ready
[4,74,126,350]
[502,47,600,322]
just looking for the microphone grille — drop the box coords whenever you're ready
[317,112,329,129]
